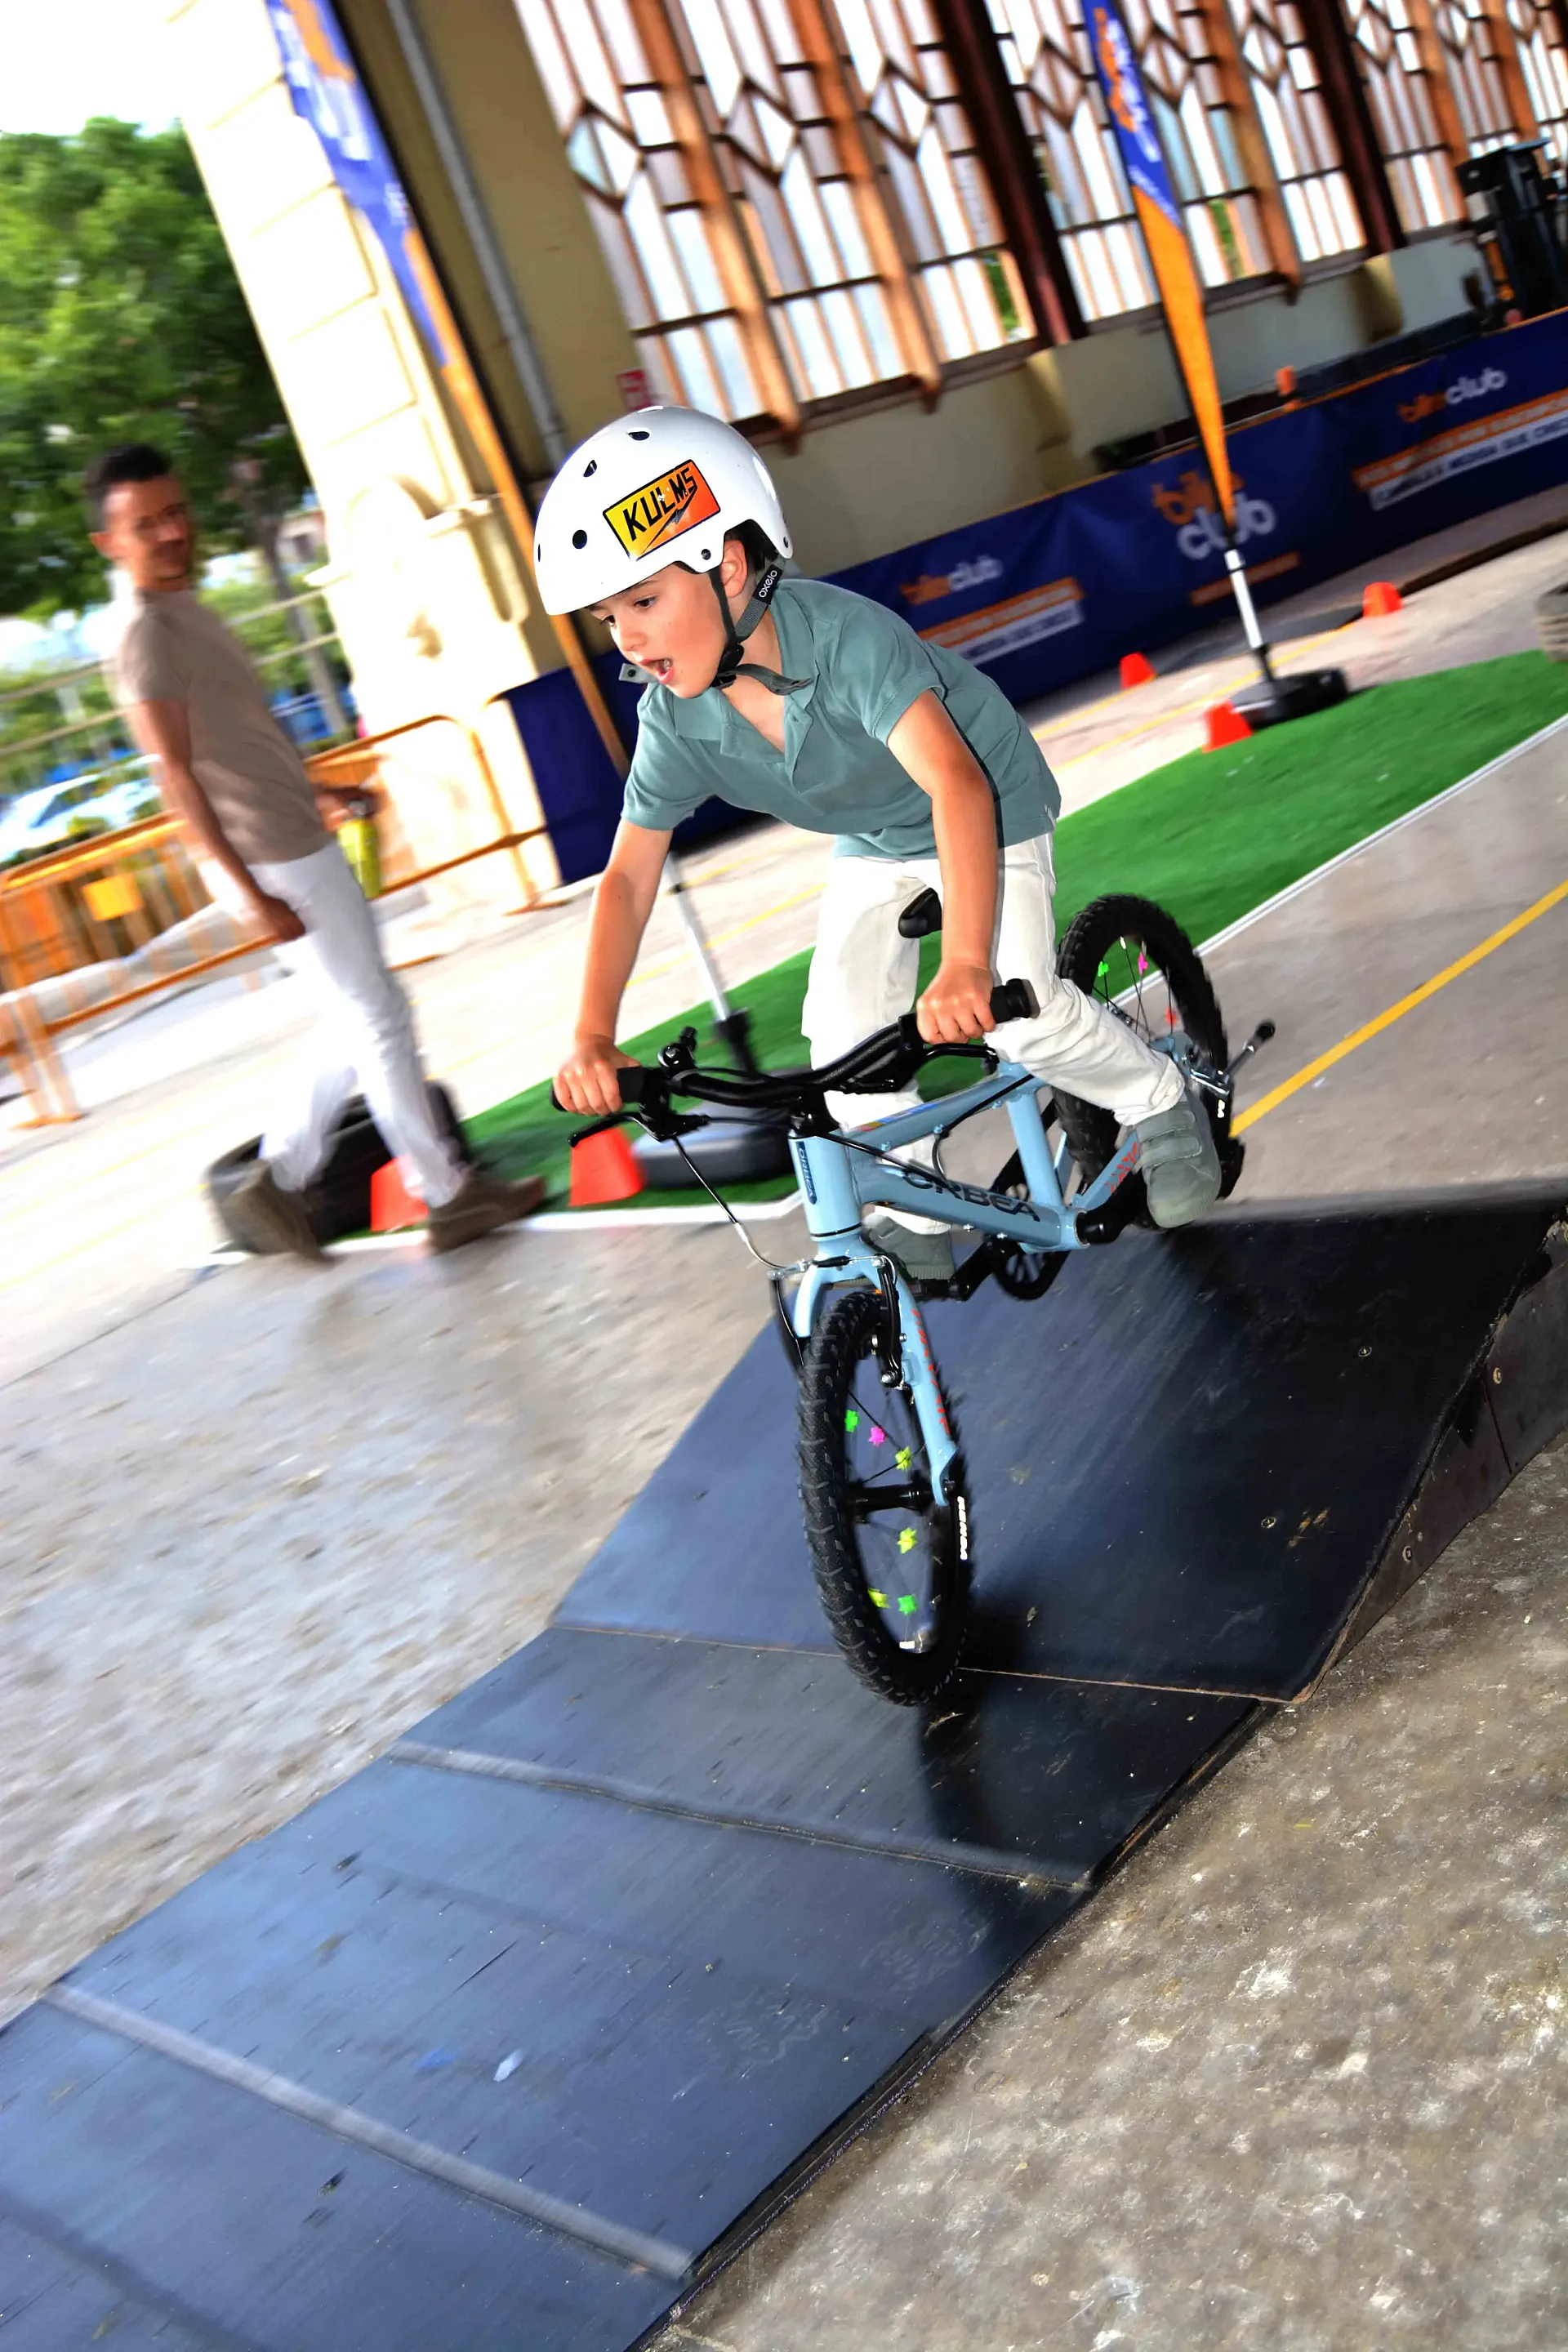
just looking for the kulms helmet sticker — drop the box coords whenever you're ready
[604,460,721,559]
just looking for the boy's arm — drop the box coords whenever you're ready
[886,690,999,1045]
[555,818,672,1114]
[128,697,305,944]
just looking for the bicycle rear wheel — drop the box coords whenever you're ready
[1054,894,1241,1196]
[798,1286,970,1704]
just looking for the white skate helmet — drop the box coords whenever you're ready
[532,407,800,692]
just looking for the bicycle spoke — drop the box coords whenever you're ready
[840,1352,941,1645]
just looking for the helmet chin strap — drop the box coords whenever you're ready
[706,563,810,695]
[618,559,812,694]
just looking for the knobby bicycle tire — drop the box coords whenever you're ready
[1054,894,1239,1194]
[798,1285,971,1705]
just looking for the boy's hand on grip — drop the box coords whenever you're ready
[917,956,996,1045]
[556,1035,639,1116]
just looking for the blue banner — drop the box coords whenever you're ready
[265,0,451,368]
[829,310,1568,706]
[1089,0,1183,229]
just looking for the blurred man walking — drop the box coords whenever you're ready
[91,443,541,1258]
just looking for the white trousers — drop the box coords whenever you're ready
[252,840,465,1206]
[801,832,1182,1133]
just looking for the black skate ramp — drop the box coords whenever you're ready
[3,1189,1566,2350]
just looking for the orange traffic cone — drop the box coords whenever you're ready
[1362,579,1403,617]
[1120,650,1156,688]
[569,1126,644,1206]
[1205,702,1253,751]
[370,1156,425,1231]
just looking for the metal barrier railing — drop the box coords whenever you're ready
[0,587,351,813]
[0,710,548,1127]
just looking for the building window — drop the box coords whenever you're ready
[667,0,916,402]
[1340,0,1463,227]
[515,0,767,417]
[986,0,1159,320]
[1432,0,1524,148]
[519,0,1028,420]
[1119,0,1275,285]
[824,0,1035,360]
[1503,0,1568,162]
[1225,0,1365,259]
[987,0,1277,319]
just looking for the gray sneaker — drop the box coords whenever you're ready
[863,1207,956,1285]
[225,1161,328,1263]
[1136,1081,1222,1229]
[426,1167,546,1254]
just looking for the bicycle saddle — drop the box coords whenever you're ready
[898,887,942,940]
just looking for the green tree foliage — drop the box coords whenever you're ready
[0,119,308,619]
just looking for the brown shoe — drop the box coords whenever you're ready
[425,1167,546,1254]
[225,1161,329,1263]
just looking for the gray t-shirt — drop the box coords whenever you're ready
[621,577,1059,859]
[110,590,329,867]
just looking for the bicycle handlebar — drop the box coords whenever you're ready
[551,980,1039,1122]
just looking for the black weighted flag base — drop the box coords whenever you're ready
[1231,666,1350,729]
[3,1187,1565,2350]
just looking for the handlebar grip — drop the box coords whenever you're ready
[549,1066,648,1113]
[991,978,1039,1026]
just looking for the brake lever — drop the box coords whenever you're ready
[568,1110,635,1147]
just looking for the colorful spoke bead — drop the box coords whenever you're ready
[898,1592,918,1615]
[898,1526,917,1554]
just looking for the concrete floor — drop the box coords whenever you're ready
[1,703,1564,2345]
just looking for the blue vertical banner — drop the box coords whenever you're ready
[264,0,452,368]
[1088,0,1236,528]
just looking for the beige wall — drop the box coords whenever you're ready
[158,0,562,902]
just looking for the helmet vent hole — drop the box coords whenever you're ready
[571,528,588,549]
[582,459,597,476]
[630,428,650,440]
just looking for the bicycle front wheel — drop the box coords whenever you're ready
[798,1286,971,1705]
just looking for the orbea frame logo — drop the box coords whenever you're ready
[1399,367,1507,427]
[1152,467,1276,560]
[604,461,720,556]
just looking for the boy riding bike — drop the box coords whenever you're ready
[544,408,1219,1272]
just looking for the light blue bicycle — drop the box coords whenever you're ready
[563,893,1270,1704]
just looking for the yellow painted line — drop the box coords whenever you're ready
[1235,873,1568,1134]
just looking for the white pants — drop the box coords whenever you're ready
[252,840,465,1206]
[801,833,1182,1133]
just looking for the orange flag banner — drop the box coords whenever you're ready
[1089,2,1235,529]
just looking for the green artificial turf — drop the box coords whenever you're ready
[469,651,1568,1209]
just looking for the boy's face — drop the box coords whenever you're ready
[588,542,746,697]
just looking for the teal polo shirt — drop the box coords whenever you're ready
[621,577,1059,860]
